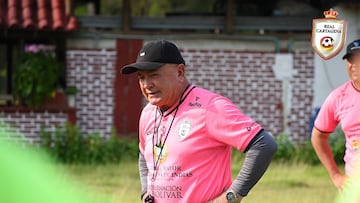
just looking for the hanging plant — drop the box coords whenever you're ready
[13,51,61,108]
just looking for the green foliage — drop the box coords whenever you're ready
[329,127,346,164]
[148,0,172,17]
[100,0,125,15]
[74,5,87,16]
[294,139,319,165]
[40,123,139,164]
[65,86,78,95]
[273,129,345,165]
[273,133,296,161]
[39,123,345,165]
[13,51,61,108]
[0,69,6,77]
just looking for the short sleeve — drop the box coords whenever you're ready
[314,92,339,133]
[138,115,145,155]
[205,96,262,152]
[138,105,150,155]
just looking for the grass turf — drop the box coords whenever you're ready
[61,160,338,203]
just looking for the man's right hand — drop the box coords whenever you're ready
[142,192,149,203]
[311,128,346,190]
[142,192,155,203]
[331,172,346,190]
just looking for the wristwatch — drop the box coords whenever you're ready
[225,190,239,202]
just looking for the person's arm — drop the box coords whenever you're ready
[311,127,345,189]
[139,153,149,202]
[209,130,277,203]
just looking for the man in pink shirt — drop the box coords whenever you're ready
[312,39,360,189]
[121,40,277,203]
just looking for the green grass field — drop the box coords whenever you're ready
[61,160,339,203]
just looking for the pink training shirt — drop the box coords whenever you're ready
[314,81,360,176]
[139,85,262,203]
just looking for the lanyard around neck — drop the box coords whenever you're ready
[151,84,196,181]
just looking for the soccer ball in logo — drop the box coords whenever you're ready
[320,36,334,51]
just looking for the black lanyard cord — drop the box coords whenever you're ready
[151,84,196,181]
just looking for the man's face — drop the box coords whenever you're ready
[137,64,186,109]
[346,53,360,83]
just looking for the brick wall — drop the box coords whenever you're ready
[0,111,68,143]
[288,50,314,141]
[181,48,314,140]
[65,45,314,141]
[0,41,314,142]
[182,49,284,136]
[0,48,116,143]
[66,48,116,138]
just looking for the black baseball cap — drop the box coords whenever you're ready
[121,40,185,74]
[342,39,360,60]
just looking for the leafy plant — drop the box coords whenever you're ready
[273,133,296,161]
[65,86,78,95]
[294,140,319,165]
[272,129,345,165]
[329,127,346,164]
[13,51,61,108]
[40,123,139,164]
[0,69,6,77]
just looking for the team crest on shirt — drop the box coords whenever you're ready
[178,120,192,139]
[351,140,360,151]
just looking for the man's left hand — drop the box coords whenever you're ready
[207,192,242,203]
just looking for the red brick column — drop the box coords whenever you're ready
[114,39,143,135]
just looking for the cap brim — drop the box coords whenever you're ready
[121,62,165,74]
[342,53,350,60]
[342,49,360,60]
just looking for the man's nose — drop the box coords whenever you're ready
[141,78,153,89]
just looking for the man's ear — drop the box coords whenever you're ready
[346,59,353,68]
[177,64,186,77]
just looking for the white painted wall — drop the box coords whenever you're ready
[67,38,116,49]
[144,39,276,51]
[313,6,360,108]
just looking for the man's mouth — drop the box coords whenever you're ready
[148,91,160,96]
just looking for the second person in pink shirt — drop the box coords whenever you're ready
[312,39,360,190]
